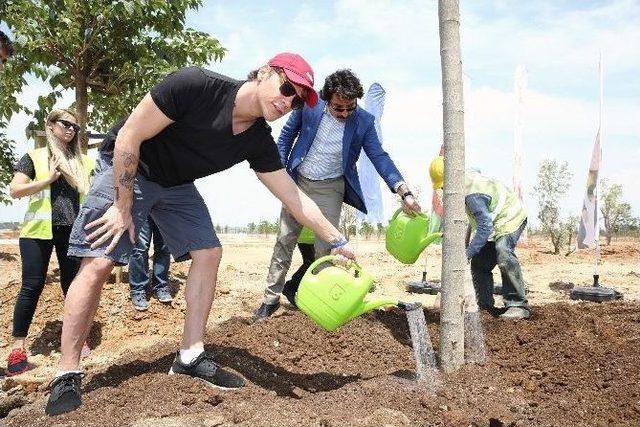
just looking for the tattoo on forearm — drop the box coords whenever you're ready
[120,151,137,168]
[119,170,136,190]
[114,150,138,194]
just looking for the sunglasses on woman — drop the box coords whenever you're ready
[277,72,306,110]
[56,119,80,133]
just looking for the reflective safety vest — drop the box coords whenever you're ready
[465,171,527,240]
[20,147,95,239]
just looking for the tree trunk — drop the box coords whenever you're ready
[438,0,467,373]
[75,75,89,153]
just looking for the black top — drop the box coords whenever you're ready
[99,67,283,187]
[14,154,80,227]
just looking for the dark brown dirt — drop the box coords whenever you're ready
[3,302,640,427]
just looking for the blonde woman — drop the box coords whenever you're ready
[7,109,95,376]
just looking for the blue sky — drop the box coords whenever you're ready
[2,0,639,227]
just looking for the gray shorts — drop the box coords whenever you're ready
[68,154,220,265]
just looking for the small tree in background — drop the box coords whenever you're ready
[600,179,634,245]
[360,222,374,240]
[564,215,579,256]
[376,222,385,240]
[1,0,225,151]
[533,159,573,254]
[0,130,15,205]
[247,222,256,234]
[339,205,358,240]
[257,220,271,238]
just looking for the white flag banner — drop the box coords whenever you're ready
[357,83,385,224]
[513,65,528,245]
[577,129,601,249]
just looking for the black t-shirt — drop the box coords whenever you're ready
[14,154,80,227]
[99,67,283,186]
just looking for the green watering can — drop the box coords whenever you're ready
[298,226,315,245]
[385,208,443,264]
[296,255,398,332]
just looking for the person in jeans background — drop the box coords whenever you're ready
[6,108,94,376]
[427,155,530,319]
[128,216,172,311]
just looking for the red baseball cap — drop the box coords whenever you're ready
[268,52,318,107]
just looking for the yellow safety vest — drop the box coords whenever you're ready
[19,147,95,239]
[465,171,527,240]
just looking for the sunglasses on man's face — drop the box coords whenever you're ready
[56,119,80,133]
[277,74,306,110]
[329,103,357,113]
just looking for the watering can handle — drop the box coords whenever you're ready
[307,255,362,276]
[391,207,429,220]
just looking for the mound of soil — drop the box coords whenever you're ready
[4,302,640,427]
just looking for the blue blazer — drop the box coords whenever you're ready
[277,99,404,214]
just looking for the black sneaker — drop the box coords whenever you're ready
[45,372,84,416]
[169,352,245,390]
[252,301,280,321]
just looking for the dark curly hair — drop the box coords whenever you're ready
[320,69,363,101]
[0,30,14,57]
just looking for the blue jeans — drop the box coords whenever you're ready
[128,217,171,296]
[470,220,528,309]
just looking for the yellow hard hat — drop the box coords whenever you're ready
[429,156,444,189]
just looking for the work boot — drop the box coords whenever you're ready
[45,372,84,416]
[252,302,280,322]
[500,306,530,320]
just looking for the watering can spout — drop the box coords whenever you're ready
[351,297,399,321]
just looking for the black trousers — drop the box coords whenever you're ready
[282,243,316,298]
[12,226,80,337]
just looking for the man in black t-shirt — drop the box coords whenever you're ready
[46,52,356,417]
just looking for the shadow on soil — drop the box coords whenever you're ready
[83,316,360,398]
[84,346,360,398]
[0,252,17,262]
[30,320,104,356]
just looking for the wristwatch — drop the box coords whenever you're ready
[400,191,414,201]
[329,235,348,249]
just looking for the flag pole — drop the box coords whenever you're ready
[570,51,621,302]
[594,51,603,280]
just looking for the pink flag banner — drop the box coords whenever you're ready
[429,145,444,242]
[577,129,601,249]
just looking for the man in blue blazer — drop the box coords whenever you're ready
[254,69,421,320]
